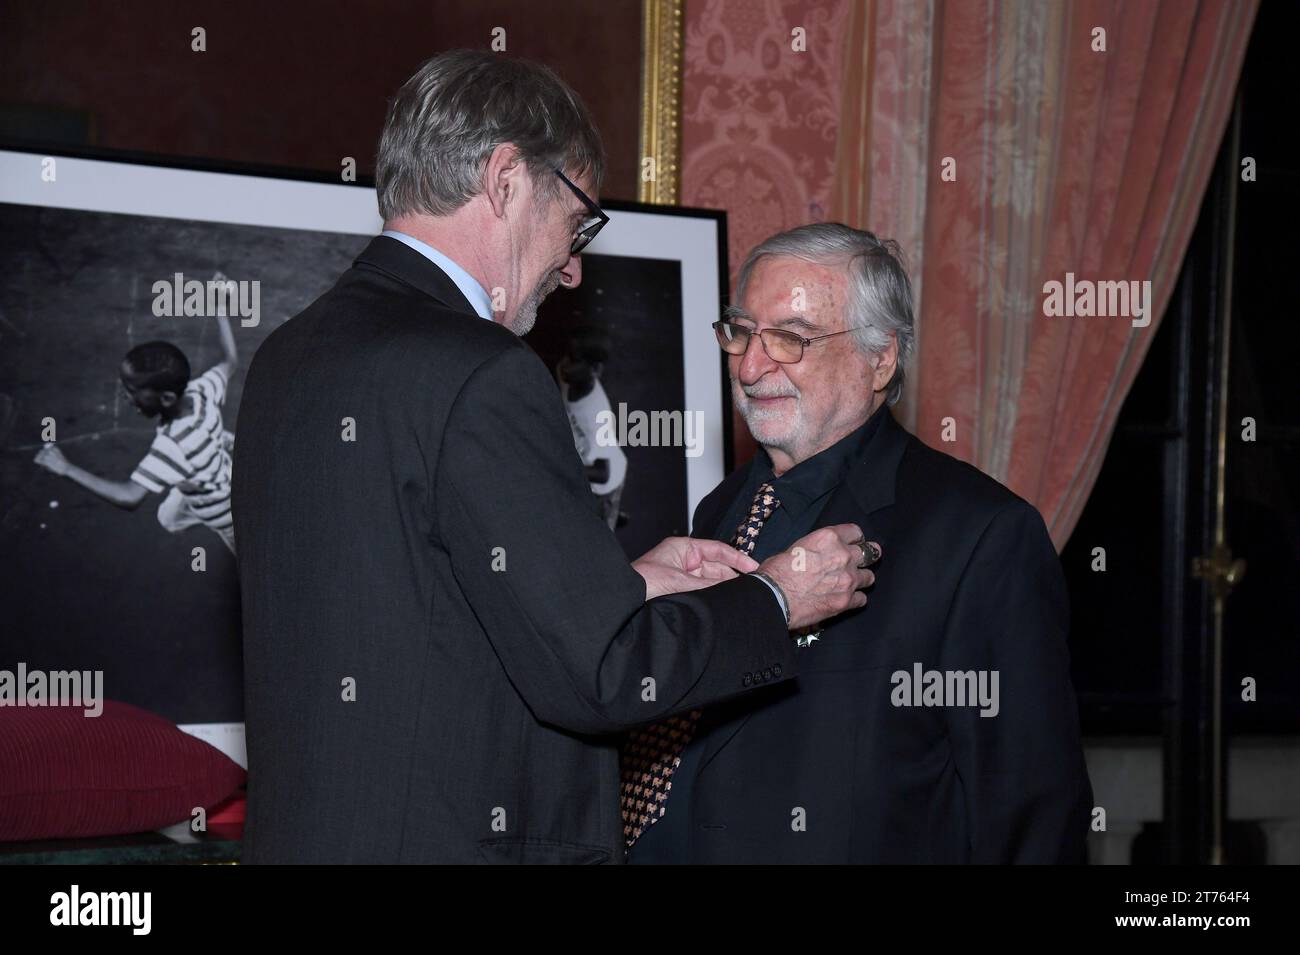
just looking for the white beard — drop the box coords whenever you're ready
[733,380,802,455]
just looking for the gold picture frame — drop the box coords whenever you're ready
[638,0,685,205]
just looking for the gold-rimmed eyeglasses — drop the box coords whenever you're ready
[712,320,854,364]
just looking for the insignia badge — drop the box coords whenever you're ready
[792,626,822,649]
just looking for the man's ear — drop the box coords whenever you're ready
[871,333,898,396]
[483,142,527,219]
[158,390,180,409]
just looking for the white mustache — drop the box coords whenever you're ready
[740,386,799,400]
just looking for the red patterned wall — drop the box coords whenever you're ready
[681,0,850,461]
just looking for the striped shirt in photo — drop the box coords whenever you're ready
[129,366,234,530]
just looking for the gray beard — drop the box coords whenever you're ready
[507,273,561,336]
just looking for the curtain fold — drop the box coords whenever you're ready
[832,0,1258,548]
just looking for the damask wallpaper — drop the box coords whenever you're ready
[682,0,850,286]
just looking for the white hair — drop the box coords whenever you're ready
[729,223,915,405]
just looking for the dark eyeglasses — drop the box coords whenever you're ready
[554,168,609,255]
[712,320,854,364]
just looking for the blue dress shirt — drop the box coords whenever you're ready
[379,230,494,320]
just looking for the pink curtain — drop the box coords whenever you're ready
[832,0,1258,548]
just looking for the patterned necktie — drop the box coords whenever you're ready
[619,481,781,848]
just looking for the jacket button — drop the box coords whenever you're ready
[742,673,752,687]
[773,664,783,677]
[762,668,773,681]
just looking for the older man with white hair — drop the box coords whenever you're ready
[623,223,1094,864]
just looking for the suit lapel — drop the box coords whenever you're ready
[693,409,914,777]
[352,235,480,317]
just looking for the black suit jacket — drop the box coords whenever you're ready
[231,236,796,863]
[674,410,1093,863]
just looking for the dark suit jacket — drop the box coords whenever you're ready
[674,410,1093,863]
[231,235,796,863]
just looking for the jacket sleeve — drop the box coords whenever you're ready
[433,342,797,735]
[937,500,1094,863]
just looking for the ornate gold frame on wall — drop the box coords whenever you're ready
[638,0,685,205]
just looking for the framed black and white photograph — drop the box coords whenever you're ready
[0,145,731,760]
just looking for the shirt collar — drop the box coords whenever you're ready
[379,230,493,321]
[753,403,889,518]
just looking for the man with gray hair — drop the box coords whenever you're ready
[232,52,874,863]
[624,222,1093,864]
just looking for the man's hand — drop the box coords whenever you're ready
[633,536,760,600]
[34,445,71,476]
[759,524,880,630]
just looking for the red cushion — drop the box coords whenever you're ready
[0,700,246,841]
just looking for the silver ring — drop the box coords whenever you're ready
[854,538,868,569]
